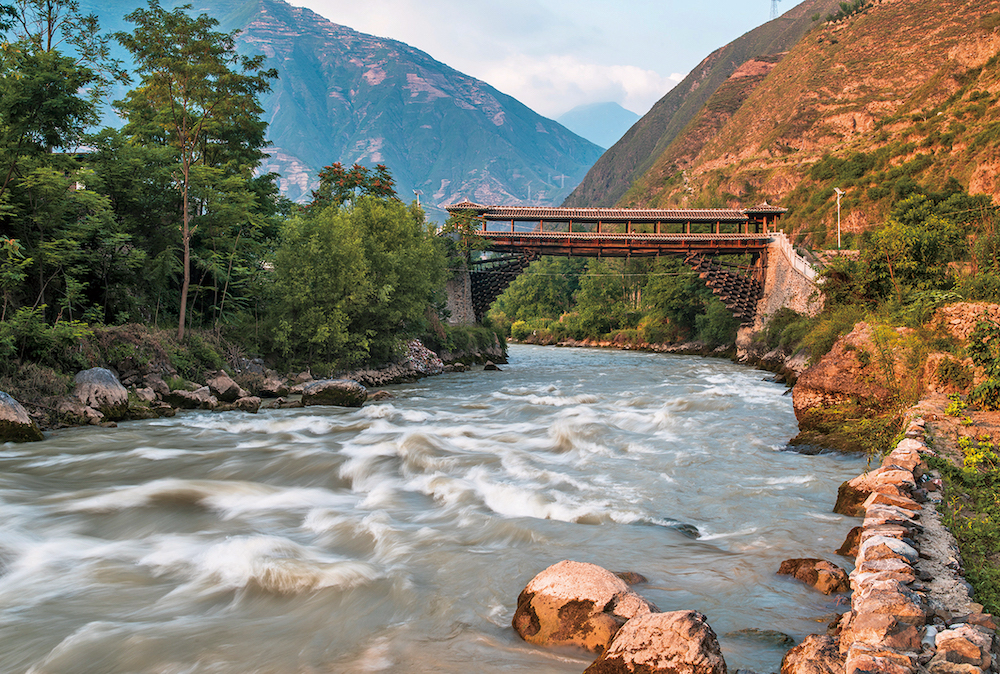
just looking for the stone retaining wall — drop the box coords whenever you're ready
[829,416,997,674]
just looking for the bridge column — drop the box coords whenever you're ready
[445,267,476,326]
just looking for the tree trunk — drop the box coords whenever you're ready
[178,159,191,340]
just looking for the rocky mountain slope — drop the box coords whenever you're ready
[562,0,845,208]
[82,0,604,216]
[613,0,1000,244]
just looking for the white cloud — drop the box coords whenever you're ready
[483,55,683,118]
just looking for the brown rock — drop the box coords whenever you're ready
[163,387,218,410]
[934,624,994,670]
[512,560,656,654]
[863,492,921,512]
[778,558,850,595]
[584,610,727,674]
[852,579,925,624]
[857,536,919,565]
[614,571,648,585]
[144,373,170,397]
[835,477,872,517]
[838,526,862,557]
[233,396,261,413]
[844,644,916,674]
[781,634,844,674]
[301,379,367,407]
[206,371,245,403]
[258,376,290,398]
[839,612,922,652]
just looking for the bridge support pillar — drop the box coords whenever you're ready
[742,236,823,334]
[445,268,476,326]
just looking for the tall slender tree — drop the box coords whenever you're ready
[115,0,276,339]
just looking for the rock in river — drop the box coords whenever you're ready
[584,610,727,674]
[512,560,656,654]
[301,379,367,407]
[0,391,43,442]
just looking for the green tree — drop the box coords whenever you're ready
[307,162,397,211]
[491,257,585,322]
[271,195,445,369]
[115,0,277,339]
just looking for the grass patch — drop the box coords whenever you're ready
[927,452,1000,613]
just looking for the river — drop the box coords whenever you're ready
[0,344,866,674]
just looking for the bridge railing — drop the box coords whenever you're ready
[772,231,818,282]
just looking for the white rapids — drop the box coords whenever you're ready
[0,344,865,673]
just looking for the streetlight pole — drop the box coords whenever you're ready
[834,187,844,250]
[412,189,423,208]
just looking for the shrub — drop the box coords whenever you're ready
[938,359,973,390]
[800,305,865,361]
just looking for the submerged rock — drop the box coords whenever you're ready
[0,391,44,442]
[512,560,656,654]
[584,610,727,674]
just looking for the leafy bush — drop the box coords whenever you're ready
[800,305,865,361]
[967,320,1000,410]
[0,306,92,371]
[938,360,973,391]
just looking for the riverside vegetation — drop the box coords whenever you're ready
[0,0,498,416]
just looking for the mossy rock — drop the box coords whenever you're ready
[0,391,44,442]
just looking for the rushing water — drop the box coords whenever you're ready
[0,344,866,674]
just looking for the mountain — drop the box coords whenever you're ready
[614,0,1000,243]
[556,102,641,150]
[562,0,845,208]
[80,0,604,217]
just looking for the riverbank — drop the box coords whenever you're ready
[0,322,507,438]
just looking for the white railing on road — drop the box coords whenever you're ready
[772,230,819,282]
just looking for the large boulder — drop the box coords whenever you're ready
[0,391,44,442]
[512,560,657,654]
[73,368,129,420]
[301,379,367,407]
[583,610,727,674]
[257,376,290,398]
[781,634,845,674]
[777,558,850,595]
[205,371,246,403]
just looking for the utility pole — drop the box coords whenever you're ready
[771,0,780,19]
[834,187,844,249]
[412,189,422,208]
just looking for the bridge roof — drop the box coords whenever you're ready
[444,204,749,223]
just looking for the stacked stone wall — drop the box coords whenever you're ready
[445,271,476,326]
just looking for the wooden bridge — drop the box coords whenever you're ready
[444,201,791,325]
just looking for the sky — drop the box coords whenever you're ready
[290,0,807,119]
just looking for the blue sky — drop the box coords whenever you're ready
[293,0,807,118]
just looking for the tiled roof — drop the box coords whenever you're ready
[443,205,749,222]
[446,199,487,210]
[743,201,788,213]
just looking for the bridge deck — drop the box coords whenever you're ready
[478,231,776,257]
